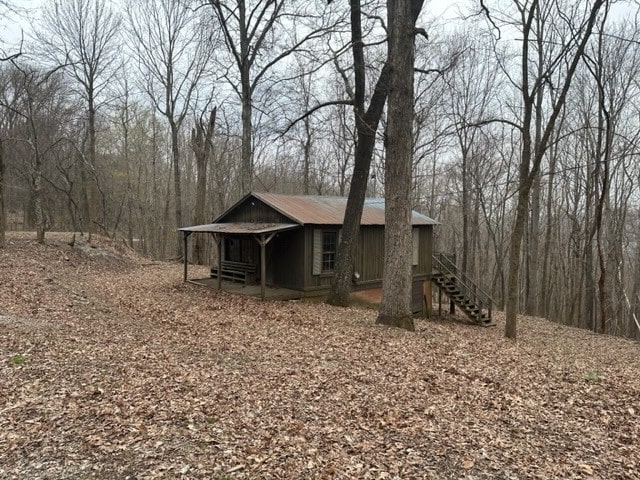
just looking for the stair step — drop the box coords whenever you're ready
[432,265,495,326]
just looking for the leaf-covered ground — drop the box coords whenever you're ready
[1,233,639,480]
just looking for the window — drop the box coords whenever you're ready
[313,229,339,275]
[322,231,337,271]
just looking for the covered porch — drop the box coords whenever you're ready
[187,277,303,300]
[179,222,301,300]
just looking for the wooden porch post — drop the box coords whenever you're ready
[217,234,223,290]
[210,233,222,290]
[255,232,278,301]
[423,280,432,317]
[260,238,266,300]
[182,232,191,282]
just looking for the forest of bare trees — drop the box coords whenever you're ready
[1,0,640,339]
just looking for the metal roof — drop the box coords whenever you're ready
[253,192,438,226]
[179,222,300,235]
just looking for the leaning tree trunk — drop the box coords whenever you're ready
[376,0,418,331]
[327,0,381,307]
[327,0,424,307]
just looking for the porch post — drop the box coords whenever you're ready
[260,235,266,300]
[217,234,223,290]
[423,279,432,317]
[255,232,278,301]
[182,231,191,282]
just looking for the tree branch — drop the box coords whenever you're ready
[479,0,501,40]
[281,100,353,136]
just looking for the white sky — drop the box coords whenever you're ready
[1,0,635,60]
[0,0,466,60]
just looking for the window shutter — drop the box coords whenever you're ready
[412,228,419,266]
[313,229,322,275]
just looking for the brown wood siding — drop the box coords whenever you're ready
[412,276,428,313]
[357,226,385,282]
[301,225,433,291]
[414,225,433,276]
[271,229,305,289]
[221,197,292,224]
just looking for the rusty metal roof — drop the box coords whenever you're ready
[179,222,300,235]
[253,192,438,226]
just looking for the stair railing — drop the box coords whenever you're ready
[433,253,493,321]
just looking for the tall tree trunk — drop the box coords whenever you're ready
[191,107,217,264]
[376,0,419,331]
[505,164,533,339]
[327,0,380,306]
[241,76,252,195]
[78,148,92,238]
[461,147,470,274]
[303,116,312,195]
[0,138,5,248]
[327,0,424,307]
[33,152,45,244]
[525,36,545,316]
[539,145,557,317]
[238,0,252,195]
[171,121,183,258]
[504,0,605,339]
[87,94,98,241]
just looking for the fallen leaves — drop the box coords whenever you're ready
[1,232,639,479]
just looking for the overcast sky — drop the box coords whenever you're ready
[0,0,464,54]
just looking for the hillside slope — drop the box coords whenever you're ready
[1,232,639,479]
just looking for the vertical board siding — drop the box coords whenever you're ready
[358,226,385,282]
[221,197,291,224]
[312,229,322,275]
[271,229,305,289]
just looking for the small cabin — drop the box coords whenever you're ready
[180,192,438,313]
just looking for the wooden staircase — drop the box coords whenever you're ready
[432,254,495,326]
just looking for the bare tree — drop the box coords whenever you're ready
[0,64,71,243]
[35,0,121,239]
[497,0,606,339]
[375,0,424,331]
[208,0,335,195]
[327,0,424,307]
[190,105,217,264]
[127,0,211,257]
[0,124,5,247]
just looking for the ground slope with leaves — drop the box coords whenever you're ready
[1,233,639,480]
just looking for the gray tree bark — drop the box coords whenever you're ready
[0,138,5,248]
[327,0,424,307]
[191,107,217,264]
[376,0,421,331]
[504,0,605,339]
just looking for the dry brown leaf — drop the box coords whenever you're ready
[1,233,639,480]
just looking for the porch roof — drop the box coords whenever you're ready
[179,222,300,235]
